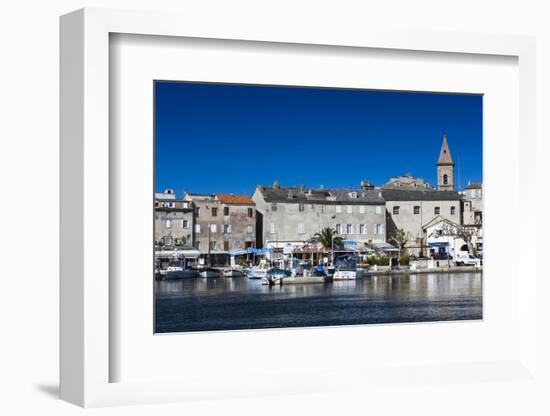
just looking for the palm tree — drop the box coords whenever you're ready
[312,227,343,249]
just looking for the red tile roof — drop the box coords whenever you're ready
[215,194,255,205]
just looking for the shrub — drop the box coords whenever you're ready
[399,253,410,266]
[366,255,390,266]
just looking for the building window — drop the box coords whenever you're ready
[451,206,456,215]
[211,207,218,217]
[359,206,365,214]
[223,224,231,234]
[434,207,440,215]
[195,241,200,250]
[182,202,189,208]
[359,224,365,234]
[347,206,353,214]
[414,206,420,215]
[297,223,305,234]
[336,224,341,234]
[195,224,201,233]
[349,191,357,199]
[210,241,216,251]
[393,206,400,215]
[155,202,159,208]
[196,207,200,217]
[223,240,229,251]
[248,208,254,218]
[298,203,305,212]
[247,225,253,234]
[271,202,277,212]
[376,206,382,215]
[270,223,277,234]
[182,219,189,228]
[375,224,384,235]
[165,219,172,228]
[336,205,342,214]
[224,206,229,216]
[210,224,217,233]
[443,174,448,185]
[346,224,353,234]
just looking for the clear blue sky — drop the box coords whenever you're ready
[155,81,482,196]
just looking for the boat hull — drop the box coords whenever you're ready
[199,270,221,278]
[333,270,357,281]
[224,270,243,278]
[160,269,199,279]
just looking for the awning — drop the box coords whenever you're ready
[229,248,273,256]
[428,242,449,247]
[369,242,399,252]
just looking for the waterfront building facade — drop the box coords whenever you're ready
[382,189,462,255]
[462,182,483,225]
[252,183,387,250]
[183,192,256,265]
[154,190,194,247]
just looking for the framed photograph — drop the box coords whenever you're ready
[60,8,538,407]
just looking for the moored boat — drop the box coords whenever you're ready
[199,267,221,278]
[160,266,200,279]
[245,266,268,279]
[223,268,244,278]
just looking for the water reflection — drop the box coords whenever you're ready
[155,272,482,333]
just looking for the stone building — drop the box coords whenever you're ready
[462,182,483,226]
[154,190,194,247]
[252,183,386,249]
[382,173,432,190]
[382,189,462,255]
[382,134,462,255]
[183,192,256,265]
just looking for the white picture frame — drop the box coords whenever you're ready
[60,8,538,408]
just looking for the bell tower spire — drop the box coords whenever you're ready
[437,133,454,191]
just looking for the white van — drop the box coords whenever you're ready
[454,251,481,266]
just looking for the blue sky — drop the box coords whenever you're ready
[155,81,482,196]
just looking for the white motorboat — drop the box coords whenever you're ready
[199,268,221,278]
[333,269,357,281]
[160,266,199,279]
[223,268,244,278]
[245,267,268,279]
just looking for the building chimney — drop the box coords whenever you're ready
[273,180,279,189]
[360,180,374,190]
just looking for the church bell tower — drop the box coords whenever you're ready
[437,133,454,191]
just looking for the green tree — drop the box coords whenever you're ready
[389,228,410,253]
[312,227,343,249]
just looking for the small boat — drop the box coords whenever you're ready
[245,266,268,279]
[160,266,199,279]
[199,267,221,278]
[264,268,292,286]
[223,268,244,278]
[333,269,357,280]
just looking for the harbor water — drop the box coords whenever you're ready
[155,272,482,333]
